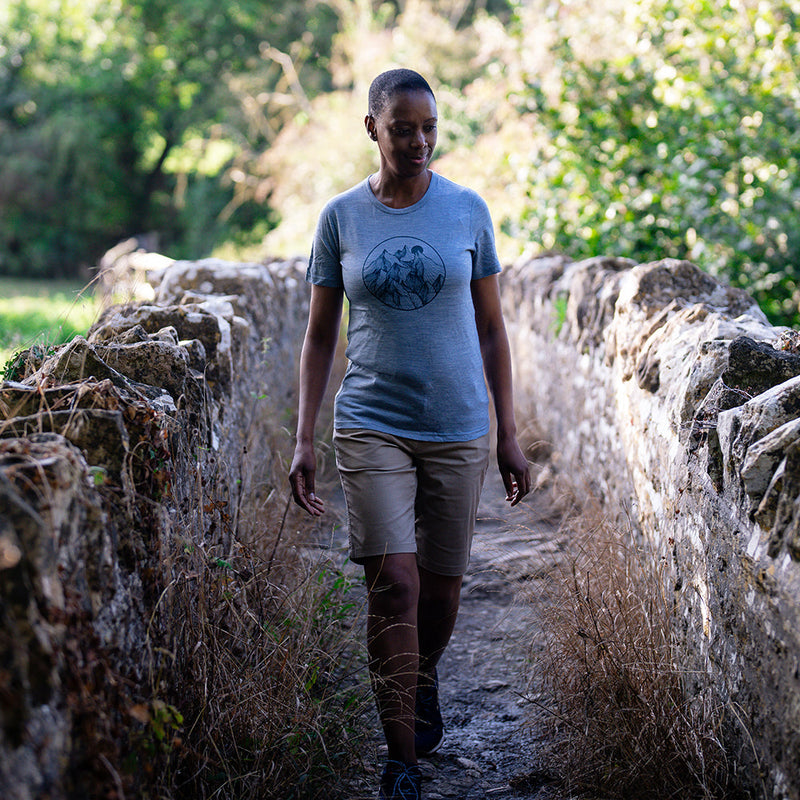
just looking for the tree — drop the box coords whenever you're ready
[0,0,338,277]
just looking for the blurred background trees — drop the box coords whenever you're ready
[2,0,800,324]
[0,0,340,277]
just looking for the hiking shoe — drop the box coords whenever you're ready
[415,668,444,756]
[378,760,422,800]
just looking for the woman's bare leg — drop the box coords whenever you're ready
[417,564,462,679]
[364,553,420,764]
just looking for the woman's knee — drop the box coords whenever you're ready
[365,554,420,618]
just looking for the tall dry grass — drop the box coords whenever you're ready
[137,437,372,800]
[142,536,369,799]
[522,487,746,800]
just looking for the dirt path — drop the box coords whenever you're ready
[418,469,566,800]
[316,465,572,800]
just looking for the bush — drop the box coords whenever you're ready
[512,0,800,326]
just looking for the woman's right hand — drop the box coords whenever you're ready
[289,441,326,516]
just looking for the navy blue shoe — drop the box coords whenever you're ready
[378,760,421,800]
[415,668,444,756]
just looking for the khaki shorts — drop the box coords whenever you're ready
[333,428,490,576]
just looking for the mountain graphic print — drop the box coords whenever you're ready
[362,237,446,310]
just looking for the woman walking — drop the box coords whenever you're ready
[289,68,530,800]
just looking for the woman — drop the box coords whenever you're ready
[289,68,530,800]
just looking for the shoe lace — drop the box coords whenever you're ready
[384,760,420,799]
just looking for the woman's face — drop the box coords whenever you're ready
[367,89,438,179]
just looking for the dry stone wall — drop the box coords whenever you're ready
[3,253,800,798]
[0,258,308,799]
[503,255,800,799]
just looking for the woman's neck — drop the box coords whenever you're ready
[369,170,432,209]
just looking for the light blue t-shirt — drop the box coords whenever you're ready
[307,172,502,442]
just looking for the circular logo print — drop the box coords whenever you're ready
[362,237,446,310]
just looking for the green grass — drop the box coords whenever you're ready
[0,278,100,373]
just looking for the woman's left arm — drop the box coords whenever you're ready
[471,273,531,506]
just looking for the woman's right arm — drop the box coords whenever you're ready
[289,284,345,515]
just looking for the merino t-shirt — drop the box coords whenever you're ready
[306,172,502,442]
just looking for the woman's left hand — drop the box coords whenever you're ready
[497,434,531,506]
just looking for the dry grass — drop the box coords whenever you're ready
[0,369,372,798]
[137,430,372,799]
[142,533,370,799]
[521,486,744,800]
[111,321,376,798]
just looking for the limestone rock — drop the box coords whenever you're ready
[622,258,758,317]
[609,260,767,391]
[505,253,800,798]
[559,256,635,349]
[0,434,114,798]
[718,375,800,493]
[741,418,800,510]
[30,336,174,407]
[0,409,130,482]
[770,444,800,560]
[716,374,800,562]
[0,258,309,798]
[89,303,232,395]
[724,336,800,396]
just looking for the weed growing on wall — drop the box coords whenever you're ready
[521,489,743,800]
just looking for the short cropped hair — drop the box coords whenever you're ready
[368,69,435,117]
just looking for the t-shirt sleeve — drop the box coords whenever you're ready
[306,202,344,287]
[470,193,502,281]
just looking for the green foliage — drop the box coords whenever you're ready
[129,699,184,756]
[551,292,568,336]
[4,0,800,324]
[512,0,800,325]
[0,0,335,277]
[250,0,521,256]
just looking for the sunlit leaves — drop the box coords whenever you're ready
[509,0,800,325]
[0,0,336,276]
[3,0,799,327]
